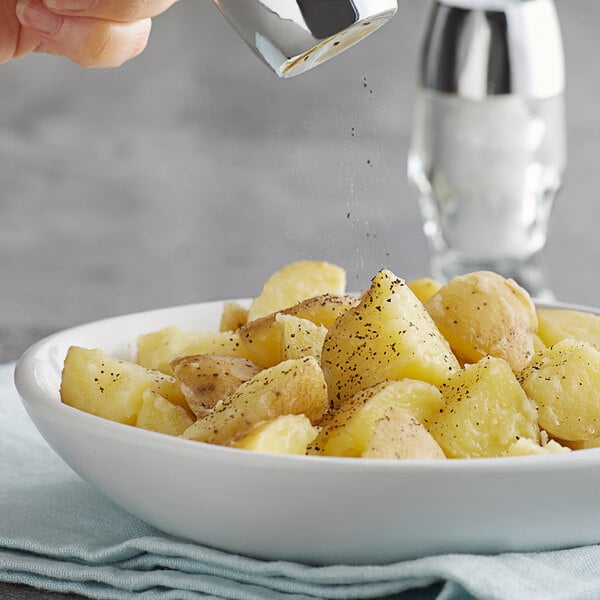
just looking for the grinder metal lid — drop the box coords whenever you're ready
[213,0,398,78]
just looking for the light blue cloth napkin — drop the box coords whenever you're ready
[3,362,600,600]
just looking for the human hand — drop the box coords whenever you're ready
[3,0,178,67]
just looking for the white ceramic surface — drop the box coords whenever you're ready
[14,300,600,565]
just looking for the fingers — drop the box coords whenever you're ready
[41,0,179,22]
[16,0,152,67]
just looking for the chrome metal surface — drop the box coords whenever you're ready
[212,0,398,77]
[420,0,564,99]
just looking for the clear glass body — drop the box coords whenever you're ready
[408,89,566,295]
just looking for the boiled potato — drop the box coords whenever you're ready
[519,339,600,441]
[247,260,346,322]
[321,269,460,407]
[425,271,537,373]
[239,294,357,367]
[537,308,600,351]
[137,326,248,375]
[232,414,318,454]
[60,346,187,425]
[562,436,600,450]
[506,437,570,456]
[135,390,194,436]
[310,379,444,457]
[408,277,442,303]
[279,314,327,361]
[238,314,326,368]
[182,357,329,445]
[219,302,249,332]
[362,405,446,460]
[170,354,262,418]
[427,356,540,458]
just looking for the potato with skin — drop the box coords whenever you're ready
[321,269,459,407]
[232,414,318,455]
[536,308,600,351]
[247,260,347,322]
[170,354,262,418]
[310,379,444,457]
[239,294,357,367]
[60,346,188,425]
[362,405,446,460]
[182,357,329,445]
[136,326,249,375]
[519,339,600,441]
[238,314,327,368]
[562,436,600,450]
[425,271,537,373]
[427,356,540,458]
[135,390,195,436]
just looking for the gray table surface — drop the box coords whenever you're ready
[1,0,599,598]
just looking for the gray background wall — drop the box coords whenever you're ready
[1,0,598,363]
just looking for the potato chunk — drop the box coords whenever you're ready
[321,269,459,407]
[239,294,356,367]
[219,302,249,332]
[278,314,327,361]
[506,437,571,456]
[425,271,537,373]
[136,326,248,375]
[238,313,326,368]
[60,346,187,425]
[182,357,329,445]
[170,354,262,418]
[310,379,444,457]
[362,405,446,460]
[537,308,600,351]
[232,414,318,455]
[247,260,346,322]
[135,390,194,436]
[519,339,600,441]
[407,277,442,303]
[428,356,539,458]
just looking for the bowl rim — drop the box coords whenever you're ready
[14,297,600,475]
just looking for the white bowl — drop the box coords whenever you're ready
[14,299,600,565]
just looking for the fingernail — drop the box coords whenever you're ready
[43,0,98,11]
[16,0,63,35]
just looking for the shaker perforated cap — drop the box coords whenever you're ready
[213,0,398,78]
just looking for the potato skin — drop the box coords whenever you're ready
[363,405,446,460]
[425,271,537,373]
[321,269,459,407]
[182,357,329,446]
[170,354,262,418]
[239,294,357,368]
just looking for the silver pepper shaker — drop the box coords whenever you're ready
[213,0,398,78]
[408,0,566,297]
